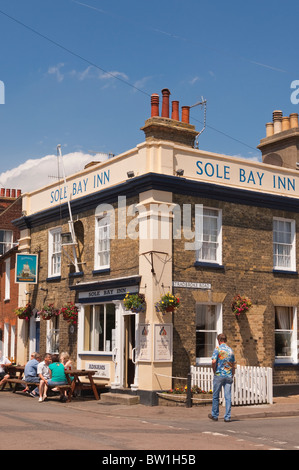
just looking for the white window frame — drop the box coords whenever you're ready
[82,303,116,355]
[0,230,13,256]
[48,227,62,278]
[94,216,110,270]
[10,325,15,363]
[4,258,10,301]
[196,207,222,265]
[273,217,296,271]
[275,306,297,364]
[195,302,223,365]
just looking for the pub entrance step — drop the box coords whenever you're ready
[100,392,140,405]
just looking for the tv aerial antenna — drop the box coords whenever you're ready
[190,97,207,148]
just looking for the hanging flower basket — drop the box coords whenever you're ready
[123,293,146,313]
[15,303,33,321]
[38,303,60,320]
[231,295,252,316]
[59,302,78,325]
[155,292,180,314]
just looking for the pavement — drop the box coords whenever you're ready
[58,390,299,422]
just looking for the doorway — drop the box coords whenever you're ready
[124,314,136,388]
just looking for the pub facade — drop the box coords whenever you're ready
[13,91,299,403]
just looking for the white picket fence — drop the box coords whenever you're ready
[190,365,273,405]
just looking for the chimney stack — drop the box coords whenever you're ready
[141,88,198,147]
[258,109,299,169]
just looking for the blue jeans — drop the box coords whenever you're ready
[47,380,68,387]
[212,375,233,420]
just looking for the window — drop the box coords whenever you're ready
[196,208,222,264]
[275,306,297,363]
[84,303,115,353]
[196,303,222,364]
[4,258,10,300]
[48,228,62,277]
[0,230,13,255]
[95,217,110,269]
[46,316,59,354]
[273,218,296,271]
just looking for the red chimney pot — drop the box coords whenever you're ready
[161,88,171,118]
[171,101,180,121]
[181,106,190,124]
[151,94,160,117]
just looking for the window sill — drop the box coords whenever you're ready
[194,261,224,270]
[274,361,298,366]
[273,269,298,275]
[92,268,111,275]
[46,276,61,282]
[78,351,113,356]
[69,271,84,278]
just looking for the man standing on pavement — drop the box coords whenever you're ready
[209,333,236,422]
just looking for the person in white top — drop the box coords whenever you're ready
[37,353,52,402]
[0,351,11,388]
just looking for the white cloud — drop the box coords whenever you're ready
[47,63,65,82]
[0,151,109,193]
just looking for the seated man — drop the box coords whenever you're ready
[37,353,52,402]
[24,352,41,397]
[0,351,11,388]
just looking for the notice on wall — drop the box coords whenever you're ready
[137,324,151,362]
[85,362,110,378]
[154,324,173,362]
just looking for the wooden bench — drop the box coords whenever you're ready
[1,378,40,393]
[1,378,72,400]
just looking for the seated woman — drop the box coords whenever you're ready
[60,352,73,371]
[46,354,68,402]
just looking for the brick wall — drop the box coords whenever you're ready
[172,194,299,381]
[29,196,139,364]
[0,194,22,361]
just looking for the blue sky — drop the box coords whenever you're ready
[0,0,298,191]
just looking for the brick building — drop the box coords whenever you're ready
[0,189,22,361]
[13,91,299,403]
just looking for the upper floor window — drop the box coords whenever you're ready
[95,216,110,269]
[196,208,222,264]
[0,230,13,256]
[273,218,296,271]
[48,228,61,277]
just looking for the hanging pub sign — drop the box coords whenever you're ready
[15,254,38,284]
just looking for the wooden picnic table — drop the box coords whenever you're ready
[6,365,25,377]
[64,369,107,401]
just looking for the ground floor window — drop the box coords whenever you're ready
[46,315,59,354]
[84,303,115,353]
[275,306,297,363]
[196,303,222,364]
